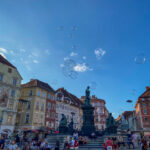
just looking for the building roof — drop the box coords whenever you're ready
[135,86,150,107]
[21,79,55,93]
[0,54,16,69]
[56,87,83,106]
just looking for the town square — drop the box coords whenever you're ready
[0,0,150,150]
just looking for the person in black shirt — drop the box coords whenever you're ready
[0,136,5,149]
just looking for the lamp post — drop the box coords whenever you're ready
[71,112,75,129]
[126,100,136,131]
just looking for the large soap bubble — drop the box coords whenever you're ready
[134,53,146,64]
[89,81,97,90]
[61,58,78,79]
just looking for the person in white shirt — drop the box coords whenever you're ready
[8,140,18,150]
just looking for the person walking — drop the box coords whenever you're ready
[142,137,148,150]
[54,140,60,150]
[106,138,113,150]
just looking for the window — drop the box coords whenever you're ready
[144,109,147,114]
[13,78,17,86]
[41,103,44,111]
[7,115,12,124]
[142,103,146,107]
[27,102,30,110]
[37,90,40,96]
[51,122,54,128]
[34,113,38,123]
[21,92,24,96]
[29,90,33,96]
[36,102,39,110]
[47,102,50,108]
[145,117,148,122]
[8,68,12,73]
[11,90,15,97]
[8,101,14,109]
[52,104,55,110]
[0,74,3,81]
[52,112,55,118]
[42,92,45,98]
[25,114,30,123]
[53,96,55,101]
[46,121,49,127]
[48,94,51,99]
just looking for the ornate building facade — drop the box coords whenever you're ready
[135,86,150,131]
[0,55,22,133]
[55,88,83,130]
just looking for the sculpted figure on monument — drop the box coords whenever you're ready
[85,86,91,106]
[106,113,117,134]
[59,114,67,126]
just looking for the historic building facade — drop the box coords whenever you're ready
[55,88,83,130]
[16,79,56,131]
[135,86,150,131]
[0,55,22,133]
[81,95,108,130]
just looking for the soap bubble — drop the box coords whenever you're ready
[71,25,78,31]
[57,26,64,31]
[51,79,58,86]
[89,82,97,90]
[131,89,137,95]
[68,33,73,39]
[61,58,78,79]
[134,53,146,64]
[72,45,77,50]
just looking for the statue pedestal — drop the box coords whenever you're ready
[81,105,95,136]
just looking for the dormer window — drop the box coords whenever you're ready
[8,68,12,73]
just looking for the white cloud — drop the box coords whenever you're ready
[0,48,8,54]
[73,63,93,72]
[31,52,39,57]
[64,57,69,61]
[26,65,31,71]
[82,56,86,60]
[60,64,65,68]
[0,52,6,58]
[45,49,50,55]
[94,48,106,60]
[10,50,15,55]
[33,60,39,64]
[70,52,78,57]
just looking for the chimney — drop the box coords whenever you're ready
[146,86,150,91]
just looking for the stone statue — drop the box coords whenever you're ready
[59,114,68,133]
[105,113,117,134]
[68,118,74,135]
[85,86,91,106]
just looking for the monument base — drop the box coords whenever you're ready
[81,105,96,136]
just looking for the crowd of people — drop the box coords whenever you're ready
[103,132,150,150]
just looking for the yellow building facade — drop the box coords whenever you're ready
[16,79,55,131]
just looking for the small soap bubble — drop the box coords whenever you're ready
[57,26,64,31]
[71,25,78,31]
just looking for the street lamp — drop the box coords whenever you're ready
[71,112,75,129]
[126,99,136,131]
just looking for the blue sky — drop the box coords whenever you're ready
[0,0,150,118]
